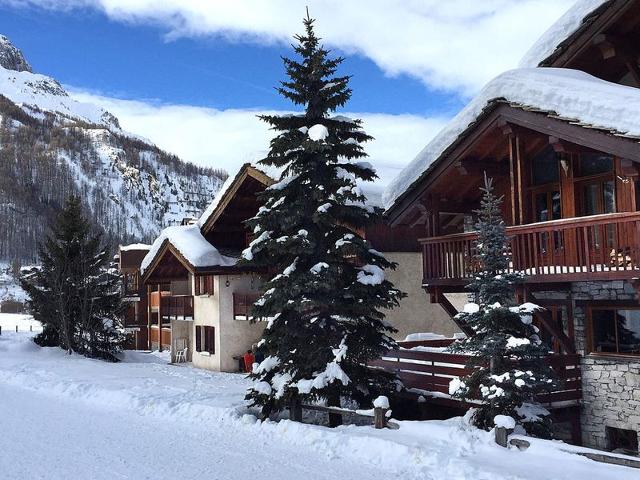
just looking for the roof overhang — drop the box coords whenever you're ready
[385,101,640,226]
[539,0,632,68]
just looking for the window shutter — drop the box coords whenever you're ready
[207,276,214,295]
[195,277,200,296]
[206,326,215,354]
[195,326,202,352]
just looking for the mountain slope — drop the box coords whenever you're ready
[0,35,226,262]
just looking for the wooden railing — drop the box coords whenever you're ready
[122,272,141,296]
[420,212,640,284]
[233,293,262,320]
[370,339,582,407]
[159,295,194,321]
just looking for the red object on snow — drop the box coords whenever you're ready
[243,352,255,373]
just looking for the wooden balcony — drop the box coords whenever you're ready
[150,291,194,321]
[122,271,141,297]
[233,293,262,320]
[420,212,640,285]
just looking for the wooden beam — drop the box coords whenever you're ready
[523,286,575,354]
[455,158,509,177]
[515,135,525,225]
[147,284,152,351]
[508,135,518,225]
[428,286,474,337]
[157,284,162,353]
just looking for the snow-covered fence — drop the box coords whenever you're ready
[297,396,395,429]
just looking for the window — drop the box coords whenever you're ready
[531,146,560,186]
[576,153,613,178]
[195,275,214,296]
[607,426,638,454]
[195,325,215,354]
[589,308,640,355]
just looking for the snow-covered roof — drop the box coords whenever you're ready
[140,224,237,275]
[119,243,151,252]
[519,0,610,68]
[383,67,640,211]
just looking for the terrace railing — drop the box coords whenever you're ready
[420,212,640,285]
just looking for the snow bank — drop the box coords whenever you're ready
[519,0,609,68]
[0,331,636,480]
[140,224,237,275]
[383,68,640,210]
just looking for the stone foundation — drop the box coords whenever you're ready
[533,280,640,451]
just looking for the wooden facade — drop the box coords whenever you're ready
[379,0,640,448]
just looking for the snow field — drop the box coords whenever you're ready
[0,324,637,479]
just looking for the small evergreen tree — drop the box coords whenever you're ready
[21,195,124,361]
[449,176,555,436]
[241,13,403,421]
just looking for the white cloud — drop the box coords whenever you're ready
[9,0,574,95]
[69,89,449,187]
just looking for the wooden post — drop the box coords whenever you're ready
[157,284,162,352]
[374,407,388,429]
[146,284,152,351]
[515,134,525,225]
[495,427,509,448]
[289,396,302,422]
[508,134,518,226]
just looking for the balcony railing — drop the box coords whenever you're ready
[420,212,640,284]
[122,272,141,296]
[150,291,194,321]
[233,293,262,320]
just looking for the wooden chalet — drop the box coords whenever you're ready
[118,243,151,350]
[380,0,640,452]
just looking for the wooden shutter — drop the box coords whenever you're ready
[206,276,214,295]
[195,326,202,352]
[195,277,200,296]
[205,326,215,354]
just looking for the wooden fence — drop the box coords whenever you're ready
[370,339,582,407]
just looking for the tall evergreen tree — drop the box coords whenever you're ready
[449,177,556,436]
[241,13,403,421]
[21,195,125,361]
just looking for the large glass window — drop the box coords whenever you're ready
[577,153,613,177]
[531,146,560,185]
[590,308,640,355]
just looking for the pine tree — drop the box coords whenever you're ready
[241,12,403,421]
[449,176,556,437]
[21,195,125,361]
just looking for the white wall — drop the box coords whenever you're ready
[191,274,266,373]
[383,252,464,340]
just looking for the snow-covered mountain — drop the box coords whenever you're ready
[0,35,226,262]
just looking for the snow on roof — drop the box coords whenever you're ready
[119,243,151,252]
[196,172,237,228]
[519,0,609,68]
[383,67,640,211]
[140,224,237,275]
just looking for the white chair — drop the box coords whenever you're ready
[174,338,188,363]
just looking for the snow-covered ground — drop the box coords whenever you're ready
[0,314,636,480]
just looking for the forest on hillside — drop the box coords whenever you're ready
[0,95,226,263]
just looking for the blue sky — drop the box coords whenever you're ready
[0,5,462,116]
[0,0,574,183]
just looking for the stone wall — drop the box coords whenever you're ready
[533,280,639,451]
